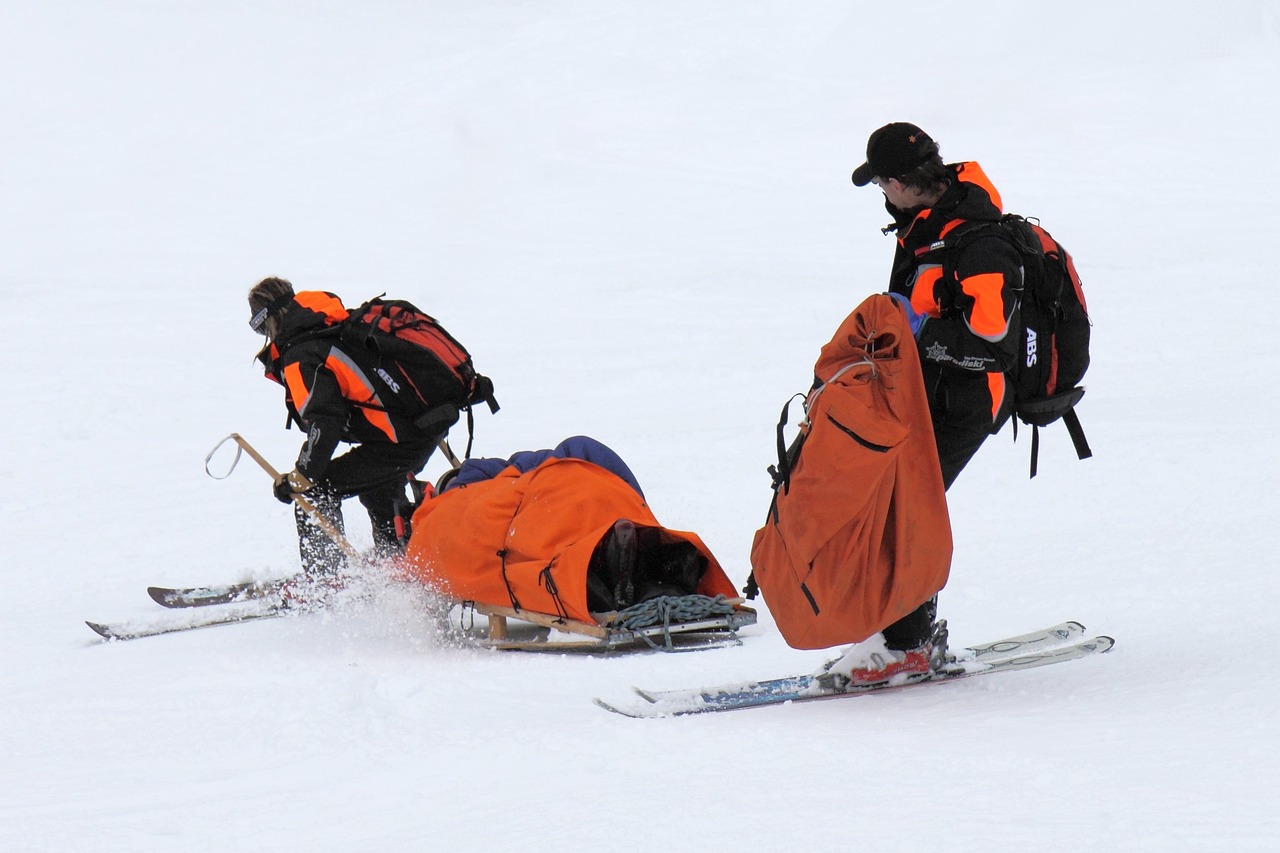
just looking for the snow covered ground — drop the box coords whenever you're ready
[3,1,1278,849]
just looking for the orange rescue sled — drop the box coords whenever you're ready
[405,451,754,651]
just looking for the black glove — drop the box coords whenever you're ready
[272,469,313,504]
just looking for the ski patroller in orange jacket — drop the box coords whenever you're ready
[404,456,738,624]
[749,293,953,650]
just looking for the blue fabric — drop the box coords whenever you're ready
[443,435,644,498]
[887,291,927,337]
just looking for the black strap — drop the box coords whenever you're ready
[465,405,475,459]
[471,374,500,414]
[538,563,568,620]
[1063,409,1092,461]
[1026,409,1090,478]
[1030,423,1040,479]
[767,394,805,493]
[497,548,521,611]
[413,403,459,433]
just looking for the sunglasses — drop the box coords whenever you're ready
[249,306,271,335]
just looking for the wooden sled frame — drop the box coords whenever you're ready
[458,599,758,653]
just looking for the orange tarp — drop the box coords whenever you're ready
[749,293,953,649]
[405,456,737,624]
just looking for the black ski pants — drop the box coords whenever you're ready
[882,367,1010,650]
[296,440,437,576]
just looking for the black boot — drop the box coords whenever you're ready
[586,519,639,612]
[882,596,938,651]
[368,499,412,559]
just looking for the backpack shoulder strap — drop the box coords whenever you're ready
[911,217,1034,284]
[946,213,1049,252]
[275,323,343,356]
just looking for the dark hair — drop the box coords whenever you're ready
[892,140,948,193]
[247,277,295,338]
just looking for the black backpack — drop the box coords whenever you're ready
[924,215,1092,477]
[341,296,499,454]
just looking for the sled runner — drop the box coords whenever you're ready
[454,598,755,652]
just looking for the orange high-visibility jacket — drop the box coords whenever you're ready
[749,293,953,649]
[405,456,738,623]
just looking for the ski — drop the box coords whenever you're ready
[93,575,368,641]
[147,579,290,609]
[957,620,1087,662]
[86,607,287,642]
[631,620,1086,704]
[595,625,1113,718]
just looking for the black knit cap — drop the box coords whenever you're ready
[851,122,935,186]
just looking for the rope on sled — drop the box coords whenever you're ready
[607,594,739,652]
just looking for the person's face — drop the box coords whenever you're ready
[871,176,915,211]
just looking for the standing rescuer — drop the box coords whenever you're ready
[248,277,445,586]
[824,122,1022,683]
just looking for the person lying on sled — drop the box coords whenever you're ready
[405,436,739,622]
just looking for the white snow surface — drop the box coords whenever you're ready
[3,2,1278,850]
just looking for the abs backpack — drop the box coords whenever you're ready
[342,296,499,454]
[925,214,1092,477]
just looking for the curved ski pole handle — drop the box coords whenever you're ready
[224,432,284,480]
[223,433,363,563]
[203,434,243,479]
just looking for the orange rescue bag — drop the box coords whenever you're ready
[405,456,737,624]
[749,293,952,649]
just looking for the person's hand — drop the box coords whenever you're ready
[887,292,927,337]
[272,469,313,504]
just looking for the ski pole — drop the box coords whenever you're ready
[204,433,363,563]
[437,437,461,468]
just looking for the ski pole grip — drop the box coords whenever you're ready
[229,432,283,480]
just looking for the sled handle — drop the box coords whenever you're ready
[204,433,362,562]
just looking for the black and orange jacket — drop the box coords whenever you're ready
[885,161,1021,426]
[256,291,435,480]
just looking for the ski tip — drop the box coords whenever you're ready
[632,686,661,704]
[146,587,172,606]
[85,621,116,640]
[1092,635,1115,653]
[594,697,642,718]
[595,696,678,718]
